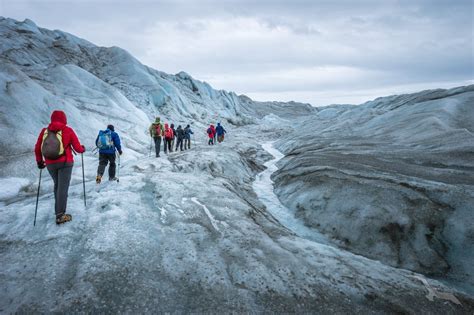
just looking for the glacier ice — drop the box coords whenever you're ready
[1,17,473,313]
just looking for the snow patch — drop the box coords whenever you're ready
[0,177,30,201]
[191,197,220,232]
[159,206,168,224]
[412,275,462,305]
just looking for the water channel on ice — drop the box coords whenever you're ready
[253,142,329,244]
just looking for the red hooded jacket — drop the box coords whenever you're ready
[35,110,85,165]
[207,125,216,139]
[164,123,174,139]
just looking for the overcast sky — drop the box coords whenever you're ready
[1,0,473,106]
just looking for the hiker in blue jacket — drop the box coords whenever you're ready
[95,124,122,183]
[184,124,194,150]
[215,122,227,143]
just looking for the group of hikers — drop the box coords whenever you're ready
[34,110,228,225]
[148,117,194,157]
[207,123,227,145]
[149,117,227,157]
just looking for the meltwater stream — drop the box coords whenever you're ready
[253,142,329,244]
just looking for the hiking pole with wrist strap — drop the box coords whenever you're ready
[34,169,42,226]
[81,152,86,207]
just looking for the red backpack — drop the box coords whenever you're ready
[155,124,162,137]
[165,128,174,139]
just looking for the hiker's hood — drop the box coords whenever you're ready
[210,125,215,130]
[164,123,169,129]
[217,123,221,127]
[48,110,67,131]
[155,117,161,123]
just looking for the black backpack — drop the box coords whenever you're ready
[41,129,65,160]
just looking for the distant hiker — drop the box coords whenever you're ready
[95,124,122,183]
[184,124,194,149]
[164,123,174,154]
[170,123,177,151]
[34,110,85,225]
[207,124,216,145]
[175,125,185,151]
[149,117,164,157]
[215,122,227,143]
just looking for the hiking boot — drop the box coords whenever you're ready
[96,175,102,184]
[56,214,72,225]
[109,177,118,182]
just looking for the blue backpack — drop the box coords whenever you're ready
[97,130,114,150]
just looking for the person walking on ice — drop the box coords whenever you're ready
[215,122,227,143]
[34,110,85,225]
[207,124,216,145]
[170,123,177,151]
[149,117,164,157]
[175,125,185,151]
[95,124,122,183]
[184,124,194,149]
[164,123,174,154]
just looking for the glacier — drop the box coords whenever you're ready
[1,17,473,313]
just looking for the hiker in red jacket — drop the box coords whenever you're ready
[163,123,174,154]
[34,110,85,224]
[207,124,216,145]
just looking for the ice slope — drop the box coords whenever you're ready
[0,17,314,180]
[1,126,473,313]
[273,86,474,294]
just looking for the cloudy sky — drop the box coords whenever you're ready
[1,0,473,106]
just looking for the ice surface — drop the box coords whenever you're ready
[273,85,474,295]
[1,17,473,313]
[0,177,30,201]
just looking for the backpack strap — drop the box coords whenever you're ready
[57,130,64,156]
[41,129,65,156]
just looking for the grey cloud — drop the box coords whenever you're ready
[1,0,472,105]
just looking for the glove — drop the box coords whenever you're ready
[81,145,86,153]
[37,161,46,169]
[118,150,123,155]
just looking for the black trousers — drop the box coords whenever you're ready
[97,153,116,179]
[184,138,191,149]
[176,138,184,151]
[47,163,73,218]
[164,138,173,153]
[153,137,162,156]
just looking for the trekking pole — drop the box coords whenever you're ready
[81,153,86,207]
[33,169,42,226]
[117,152,121,183]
